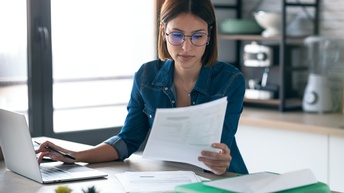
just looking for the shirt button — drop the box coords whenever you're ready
[164,87,168,90]
[192,101,196,105]
[172,101,175,103]
[149,115,152,119]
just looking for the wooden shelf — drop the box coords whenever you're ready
[244,98,303,109]
[218,34,307,44]
[244,98,280,105]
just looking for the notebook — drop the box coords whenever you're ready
[0,108,108,183]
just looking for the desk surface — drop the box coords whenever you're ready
[1,137,339,193]
[0,153,236,193]
[0,137,236,193]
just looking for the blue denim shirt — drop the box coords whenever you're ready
[104,59,248,174]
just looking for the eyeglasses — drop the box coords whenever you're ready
[165,32,209,47]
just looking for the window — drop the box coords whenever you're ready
[1,0,156,145]
[50,0,156,132]
[0,0,28,116]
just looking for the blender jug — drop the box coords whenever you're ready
[302,36,339,113]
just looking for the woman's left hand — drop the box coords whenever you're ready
[198,143,232,175]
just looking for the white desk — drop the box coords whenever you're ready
[0,137,339,193]
[0,137,235,193]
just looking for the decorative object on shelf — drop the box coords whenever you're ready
[245,88,274,100]
[245,67,279,100]
[287,14,313,37]
[218,0,265,35]
[55,185,72,193]
[253,11,295,37]
[219,19,263,34]
[243,41,273,67]
[243,41,279,100]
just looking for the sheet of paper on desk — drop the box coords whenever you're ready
[203,169,318,193]
[142,97,227,171]
[115,171,202,192]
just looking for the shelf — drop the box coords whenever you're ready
[214,0,319,112]
[244,98,303,109]
[244,98,280,105]
[218,34,307,44]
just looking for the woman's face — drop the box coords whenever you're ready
[163,13,208,70]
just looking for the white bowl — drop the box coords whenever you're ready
[253,11,295,37]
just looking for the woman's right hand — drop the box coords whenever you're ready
[35,141,76,164]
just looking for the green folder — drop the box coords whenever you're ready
[175,181,330,193]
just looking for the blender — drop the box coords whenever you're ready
[302,36,339,113]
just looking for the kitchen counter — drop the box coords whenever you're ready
[237,107,344,192]
[239,107,344,137]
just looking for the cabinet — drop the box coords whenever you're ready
[236,125,328,184]
[329,135,344,192]
[214,0,320,111]
[235,123,344,192]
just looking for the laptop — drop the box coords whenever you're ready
[0,108,108,183]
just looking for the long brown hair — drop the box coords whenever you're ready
[157,0,218,67]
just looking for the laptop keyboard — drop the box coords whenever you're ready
[40,165,73,180]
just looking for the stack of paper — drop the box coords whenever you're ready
[203,169,318,193]
[175,169,331,193]
[115,171,203,192]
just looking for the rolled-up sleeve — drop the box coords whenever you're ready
[104,136,128,160]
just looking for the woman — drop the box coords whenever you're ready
[36,0,248,175]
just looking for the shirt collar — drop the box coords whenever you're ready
[152,59,211,96]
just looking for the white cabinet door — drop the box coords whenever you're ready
[329,135,344,192]
[236,125,328,184]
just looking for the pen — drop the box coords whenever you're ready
[34,141,76,160]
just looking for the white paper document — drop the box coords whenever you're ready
[142,97,227,171]
[115,171,202,193]
[203,169,318,193]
